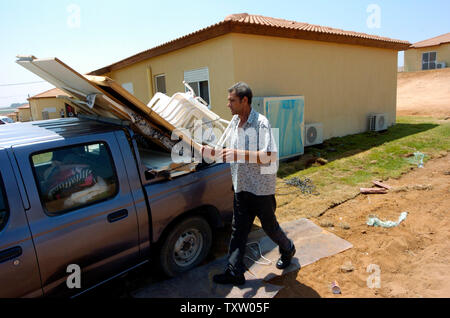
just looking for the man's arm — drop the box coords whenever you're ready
[201,146,277,165]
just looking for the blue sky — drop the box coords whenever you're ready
[1,0,449,107]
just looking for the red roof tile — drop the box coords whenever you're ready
[89,13,410,75]
[28,88,70,99]
[17,103,30,109]
[410,32,450,48]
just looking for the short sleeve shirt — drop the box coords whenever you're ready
[224,108,278,196]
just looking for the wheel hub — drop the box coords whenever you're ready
[173,229,203,267]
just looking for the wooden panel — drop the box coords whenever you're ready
[16,57,204,153]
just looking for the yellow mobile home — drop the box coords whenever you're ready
[28,88,80,120]
[404,32,450,72]
[89,13,410,140]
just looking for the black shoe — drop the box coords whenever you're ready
[276,243,296,270]
[213,268,245,286]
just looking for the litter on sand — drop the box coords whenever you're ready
[406,151,425,168]
[360,187,387,194]
[284,177,320,195]
[331,281,341,294]
[366,212,408,228]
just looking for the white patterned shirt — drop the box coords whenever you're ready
[224,108,278,196]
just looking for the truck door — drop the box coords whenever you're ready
[0,148,42,298]
[13,132,140,296]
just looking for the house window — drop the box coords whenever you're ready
[155,74,166,94]
[422,52,437,70]
[184,67,210,106]
[122,82,134,94]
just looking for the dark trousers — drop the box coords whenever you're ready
[227,191,292,275]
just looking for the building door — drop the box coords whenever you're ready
[264,97,304,160]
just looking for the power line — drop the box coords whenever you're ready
[0,81,46,87]
[0,94,30,99]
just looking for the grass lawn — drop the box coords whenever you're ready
[272,116,450,223]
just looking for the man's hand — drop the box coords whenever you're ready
[201,145,217,163]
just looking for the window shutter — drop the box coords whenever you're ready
[184,67,209,83]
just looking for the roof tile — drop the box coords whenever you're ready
[89,13,410,75]
[28,88,70,99]
[411,32,450,48]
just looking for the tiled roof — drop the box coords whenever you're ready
[17,103,30,109]
[224,13,408,44]
[28,87,70,99]
[410,32,450,48]
[89,13,410,75]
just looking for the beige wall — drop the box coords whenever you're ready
[404,43,450,72]
[107,33,399,140]
[29,97,80,120]
[231,33,398,139]
[108,34,236,120]
[18,108,32,122]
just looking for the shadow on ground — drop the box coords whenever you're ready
[269,270,321,298]
[278,122,438,178]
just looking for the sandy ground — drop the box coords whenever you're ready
[397,68,450,118]
[269,154,450,298]
[266,70,450,298]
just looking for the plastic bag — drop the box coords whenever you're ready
[366,212,408,228]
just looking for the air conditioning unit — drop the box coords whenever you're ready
[304,123,323,146]
[436,62,446,69]
[368,113,388,131]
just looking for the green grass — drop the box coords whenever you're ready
[278,116,450,189]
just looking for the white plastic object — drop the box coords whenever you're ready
[147,85,230,147]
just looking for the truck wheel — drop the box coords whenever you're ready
[159,216,212,277]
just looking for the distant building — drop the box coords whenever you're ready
[5,112,18,122]
[88,13,410,139]
[404,32,450,72]
[28,88,80,120]
[17,104,32,122]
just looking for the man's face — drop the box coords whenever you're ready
[227,91,247,116]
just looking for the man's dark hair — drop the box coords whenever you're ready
[228,82,252,106]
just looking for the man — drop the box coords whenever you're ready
[201,82,296,286]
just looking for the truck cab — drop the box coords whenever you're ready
[0,117,233,297]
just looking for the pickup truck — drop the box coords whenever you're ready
[0,116,233,298]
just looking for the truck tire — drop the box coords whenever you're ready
[159,216,212,277]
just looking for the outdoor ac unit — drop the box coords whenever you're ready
[436,62,446,69]
[368,113,388,131]
[304,123,323,146]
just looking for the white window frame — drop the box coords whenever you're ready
[184,67,211,108]
[422,51,437,70]
[154,74,166,94]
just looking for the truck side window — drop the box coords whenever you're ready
[31,142,118,215]
[0,174,9,231]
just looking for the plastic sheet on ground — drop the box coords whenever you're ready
[132,218,353,298]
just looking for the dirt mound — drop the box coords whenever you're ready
[270,154,450,298]
[397,68,450,118]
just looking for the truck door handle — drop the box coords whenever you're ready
[107,209,128,223]
[0,246,22,264]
